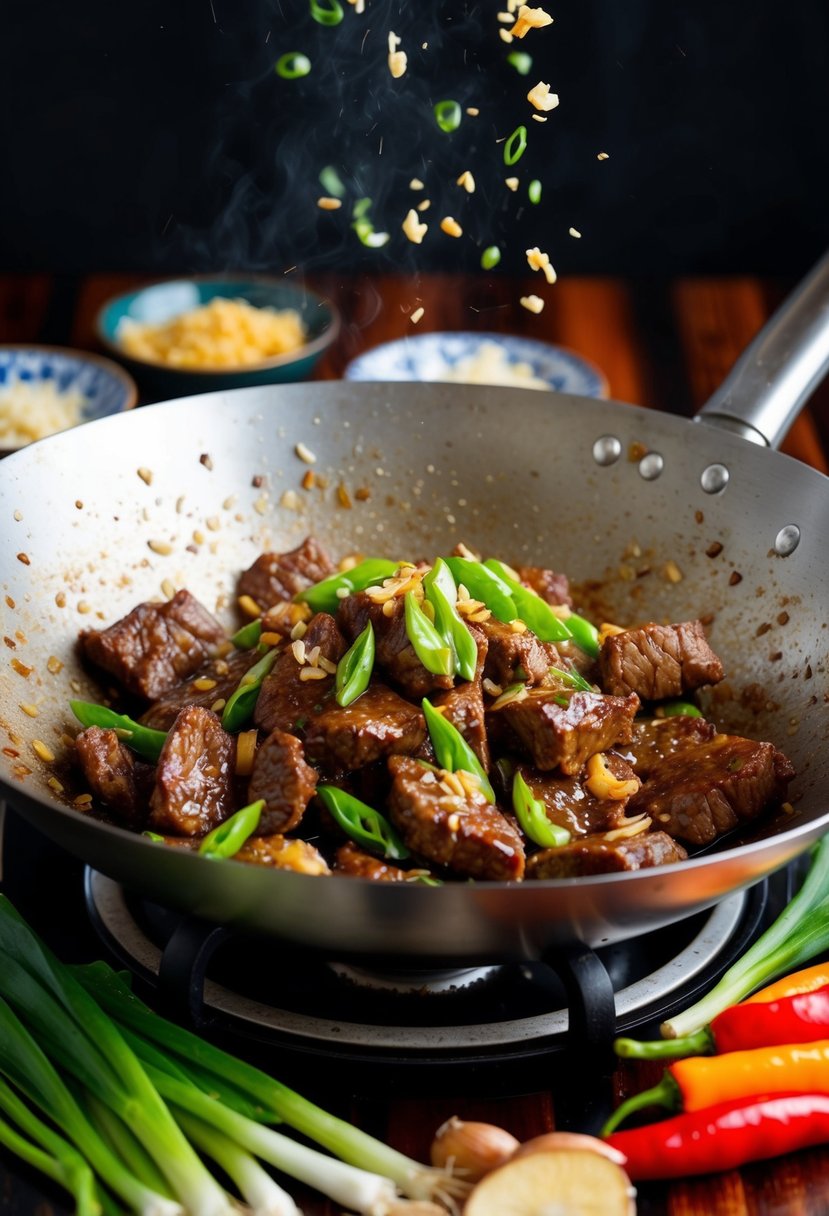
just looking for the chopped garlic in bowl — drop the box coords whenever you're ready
[0,378,86,446]
[344,332,608,398]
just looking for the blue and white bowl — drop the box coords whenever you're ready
[0,346,137,454]
[345,331,608,398]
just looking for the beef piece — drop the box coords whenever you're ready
[304,683,425,770]
[387,755,525,881]
[334,842,412,882]
[140,649,260,731]
[519,752,640,839]
[516,565,572,608]
[248,729,318,834]
[620,715,718,778]
[148,706,235,836]
[599,620,724,701]
[495,689,639,775]
[254,613,346,735]
[628,734,796,847]
[433,627,490,769]
[526,831,688,878]
[237,536,334,611]
[477,618,560,687]
[75,726,151,828]
[337,591,454,699]
[81,590,225,702]
[234,834,330,874]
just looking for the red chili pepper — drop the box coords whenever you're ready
[615,983,829,1061]
[602,1039,829,1135]
[606,1092,829,1180]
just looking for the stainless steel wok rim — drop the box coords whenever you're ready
[4,778,824,897]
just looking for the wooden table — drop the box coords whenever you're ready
[1,272,828,1215]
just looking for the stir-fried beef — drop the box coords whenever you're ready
[237,536,334,611]
[234,835,330,874]
[140,649,260,731]
[81,590,226,702]
[621,715,718,778]
[496,689,639,775]
[516,565,572,608]
[75,727,152,828]
[519,752,640,838]
[337,591,454,699]
[334,841,412,882]
[478,618,560,687]
[433,631,490,769]
[628,734,796,847]
[526,831,688,878]
[254,612,346,735]
[148,706,235,836]
[599,620,724,701]
[247,729,318,834]
[387,755,525,880]
[304,683,425,770]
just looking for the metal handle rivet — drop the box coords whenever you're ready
[774,525,801,557]
[592,435,621,466]
[639,452,664,480]
[701,464,730,494]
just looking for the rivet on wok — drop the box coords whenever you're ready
[638,452,664,480]
[701,463,730,494]
[774,525,801,557]
[592,435,621,466]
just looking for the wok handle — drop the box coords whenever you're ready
[696,248,829,449]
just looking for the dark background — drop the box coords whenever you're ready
[2,0,828,278]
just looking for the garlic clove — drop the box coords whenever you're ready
[430,1115,520,1182]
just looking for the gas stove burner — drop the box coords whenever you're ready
[328,962,501,995]
[85,867,766,1067]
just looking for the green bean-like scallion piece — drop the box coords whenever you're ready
[199,801,264,860]
[513,771,570,848]
[483,558,572,643]
[407,874,443,887]
[564,612,601,658]
[221,648,278,733]
[309,0,344,25]
[658,700,703,719]
[480,245,501,270]
[319,165,345,198]
[507,51,533,75]
[443,556,518,624]
[422,559,477,682]
[335,622,375,707]
[422,698,495,803]
[231,619,262,649]
[69,701,167,762]
[317,786,409,860]
[142,831,165,843]
[434,99,462,133]
[275,52,312,79]
[528,178,542,204]
[504,124,527,166]
[404,593,453,677]
[295,557,399,613]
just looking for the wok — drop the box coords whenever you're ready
[1,260,829,964]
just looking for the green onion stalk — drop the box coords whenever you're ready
[663,833,829,1040]
[75,962,471,1209]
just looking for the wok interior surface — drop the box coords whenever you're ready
[1,381,827,961]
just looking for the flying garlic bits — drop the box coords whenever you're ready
[456,170,476,193]
[527,81,559,112]
[387,31,407,78]
[440,217,463,238]
[520,295,545,314]
[410,307,425,324]
[505,177,520,192]
[509,5,554,38]
[402,209,429,244]
[597,151,610,161]
[526,246,558,285]
[569,227,582,238]
[316,197,342,210]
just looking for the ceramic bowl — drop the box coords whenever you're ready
[96,277,340,396]
[0,345,137,455]
[345,331,608,398]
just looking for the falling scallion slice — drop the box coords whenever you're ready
[275,52,311,79]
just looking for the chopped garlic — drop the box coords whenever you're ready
[317,196,342,210]
[520,295,545,314]
[527,81,559,111]
[526,246,557,284]
[509,4,554,38]
[409,177,425,190]
[388,32,407,78]
[456,170,476,193]
[440,216,463,238]
[410,307,425,324]
[402,209,428,244]
[505,177,519,191]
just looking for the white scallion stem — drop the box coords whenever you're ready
[176,1110,301,1216]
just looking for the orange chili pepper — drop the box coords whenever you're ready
[603,1039,829,1134]
[745,962,829,1004]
